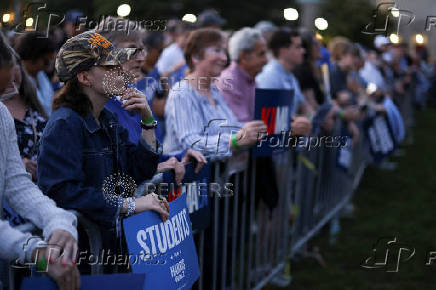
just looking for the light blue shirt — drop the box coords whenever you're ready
[383,98,405,143]
[256,59,306,116]
[30,71,54,117]
[156,43,184,75]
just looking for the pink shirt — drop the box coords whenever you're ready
[217,61,255,123]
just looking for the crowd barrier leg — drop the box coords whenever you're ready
[230,174,239,289]
[238,169,248,290]
[251,151,293,289]
[246,162,256,289]
[220,175,230,288]
[212,162,220,290]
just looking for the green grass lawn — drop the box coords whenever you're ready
[273,109,436,290]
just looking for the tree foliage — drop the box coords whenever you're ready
[319,0,375,47]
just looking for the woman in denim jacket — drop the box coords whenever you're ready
[37,31,169,272]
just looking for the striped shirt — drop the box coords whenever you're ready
[163,80,242,158]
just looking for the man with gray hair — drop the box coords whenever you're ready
[217,27,268,123]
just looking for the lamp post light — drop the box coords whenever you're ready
[391,7,400,18]
[25,17,33,27]
[415,33,424,44]
[284,8,299,21]
[117,4,131,17]
[314,17,328,31]
[182,14,197,23]
[389,33,400,44]
[2,13,11,23]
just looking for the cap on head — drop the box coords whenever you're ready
[55,31,137,82]
[65,9,84,24]
[197,9,226,28]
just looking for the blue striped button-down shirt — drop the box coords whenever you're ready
[163,80,242,157]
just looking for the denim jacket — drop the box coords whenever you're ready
[37,106,160,228]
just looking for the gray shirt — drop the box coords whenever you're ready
[163,80,242,158]
[0,102,77,264]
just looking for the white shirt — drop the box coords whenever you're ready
[359,61,386,92]
[156,43,184,75]
[29,71,54,117]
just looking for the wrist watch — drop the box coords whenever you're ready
[141,117,158,130]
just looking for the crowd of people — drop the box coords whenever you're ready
[0,8,433,290]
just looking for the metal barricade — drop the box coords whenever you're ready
[3,108,414,290]
[197,118,375,290]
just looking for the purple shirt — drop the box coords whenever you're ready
[217,61,255,123]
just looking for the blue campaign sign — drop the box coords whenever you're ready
[363,114,397,162]
[253,88,294,156]
[20,273,146,290]
[162,163,211,231]
[123,194,200,290]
